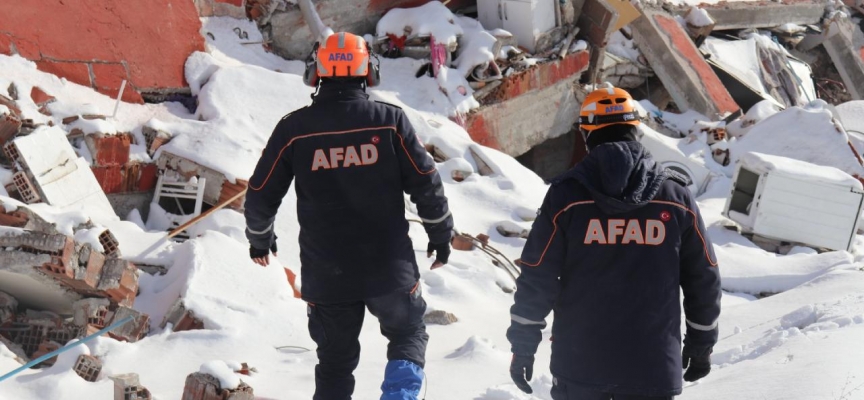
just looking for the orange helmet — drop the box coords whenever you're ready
[303,32,380,87]
[578,85,640,132]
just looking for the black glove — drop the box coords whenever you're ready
[510,354,534,394]
[682,345,712,382]
[427,240,451,265]
[249,236,278,259]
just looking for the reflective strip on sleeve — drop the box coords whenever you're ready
[421,210,452,225]
[686,318,718,331]
[246,223,274,235]
[511,314,546,326]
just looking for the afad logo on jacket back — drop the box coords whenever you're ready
[584,218,666,245]
[311,141,379,171]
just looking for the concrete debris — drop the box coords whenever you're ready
[0,107,22,150]
[600,52,653,89]
[631,8,739,119]
[182,372,254,400]
[451,169,472,182]
[0,291,17,325]
[85,134,132,167]
[142,125,173,157]
[468,147,494,176]
[4,127,117,219]
[111,373,153,400]
[73,354,103,382]
[496,224,530,239]
[689,1,827,31]
[156,151,234,210]
[820,17,864,100]
[31,340,62,366]
[3,310,79,360]
[72,298,111,328]
[107,306,151,343]
[99,229,122,258]
[424,310,459,325]
[97,259,139,307]
[464,52,590,158]
[162,299,205,332]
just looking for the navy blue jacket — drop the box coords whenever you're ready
[507,141,721,397]
[244,82,453,304]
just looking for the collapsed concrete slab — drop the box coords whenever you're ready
[0,230,83,313]
[822,17,864,100]
[464,51,591,157]
[696,1,827,31]
[631,8,739,119]
[4,126,117,222]
[0,228,140,313]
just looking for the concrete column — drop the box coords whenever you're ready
[823,18,864,100]
[631,9,739,119]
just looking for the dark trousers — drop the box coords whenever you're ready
[552,377,674,400]
[308,283,429,400]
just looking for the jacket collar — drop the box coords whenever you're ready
[313,80,369,103]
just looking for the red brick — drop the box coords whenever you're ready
[452,234,475,251]
[0,34,13,55]
[138,163,158,192]
[91,62,129,92]
[0,210,28,228]
[218,179,248,211]
[89,134,131,166]
[35,60,92,88]
[92,166,123,194]
[30,86,55,106]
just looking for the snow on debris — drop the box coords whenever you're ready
[376,1,464,46]
[5,11,864,400]
[728,101,864,178]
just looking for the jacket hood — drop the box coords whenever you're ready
[563,141,669,214]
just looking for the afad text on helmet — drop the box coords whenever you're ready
[328,53,355,62]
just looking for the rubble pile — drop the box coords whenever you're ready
[0,199,150,366]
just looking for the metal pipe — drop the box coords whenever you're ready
[297,0,334,43]
[0,316,133,384]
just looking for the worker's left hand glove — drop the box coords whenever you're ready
[250,236,278,267]
[427,240,451,269]
[682,345,712,382]
[510,354,534,394]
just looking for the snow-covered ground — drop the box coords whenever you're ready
[3,16,864,400]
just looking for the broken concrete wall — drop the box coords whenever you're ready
[694,1,827,31]
[0,0,206,102]
[822,17,864,100]
[464,51,590,157]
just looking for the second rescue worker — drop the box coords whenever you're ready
[244,32,454,400]
[507,85,722,400]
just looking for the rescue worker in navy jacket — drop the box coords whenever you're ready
[244,32,454,400]
[507,85,721,400]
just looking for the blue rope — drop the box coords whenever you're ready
[0,315,133,384]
